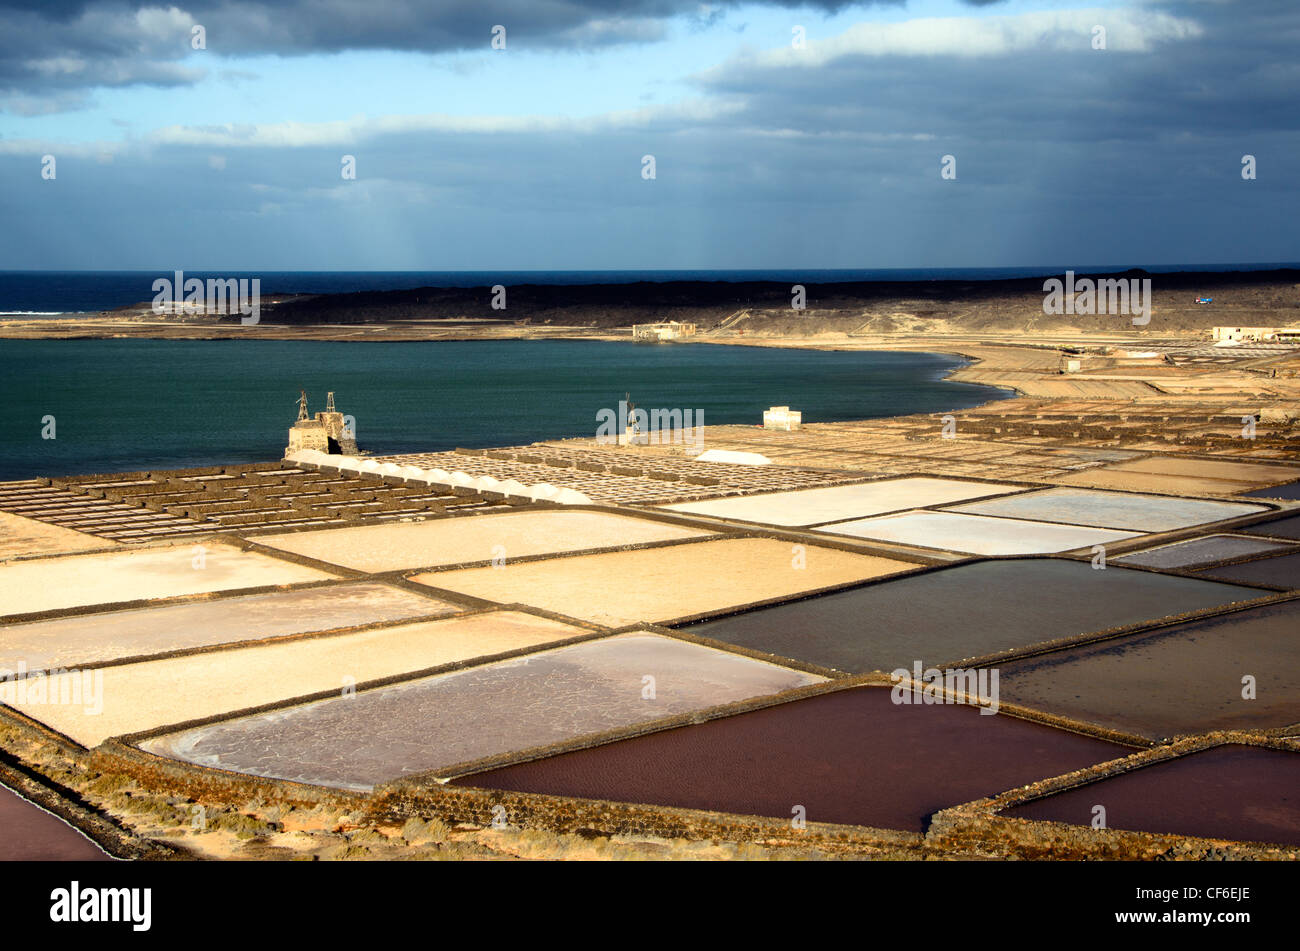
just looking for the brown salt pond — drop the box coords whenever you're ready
[6,610,589,747]
[1005,745,1300,847]
[1193,551,1300,589]
[1113,534,1294,570]
[0,582,459,672]
[0,542,335,617]
[455,686,1131,833]
[996,600,1300,741]
[416,536,914,627]
[680,559,1266,673]
[0,784,112,860]
[257,509,714,572]
[139,633,826,790]
[1054,457,1300,497]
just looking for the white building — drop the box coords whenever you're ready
[763,406,802,430]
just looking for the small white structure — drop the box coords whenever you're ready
[763,406,802,431]
[1211,326,1300,343]
[632,321,697,342]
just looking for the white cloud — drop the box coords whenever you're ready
[0,137,129,157]
[133,5,198,45]
[145,98,745,148]
[707,7,1203,72]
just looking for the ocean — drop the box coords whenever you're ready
[1,265,1297,315]
[0,339,1013,480]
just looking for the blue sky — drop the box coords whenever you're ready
[0,0,1296,269]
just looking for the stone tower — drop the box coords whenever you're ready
[286,390,360,456]
[286,390,328,456]
[316,391,358,454]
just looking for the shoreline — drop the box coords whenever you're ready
[1,266,1296,343]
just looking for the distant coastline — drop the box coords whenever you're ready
[1,266,1296,341]
[1,264,1298,317]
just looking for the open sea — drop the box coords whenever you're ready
[0,339,1013,480]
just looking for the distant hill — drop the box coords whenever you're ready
[104,268,1300,336]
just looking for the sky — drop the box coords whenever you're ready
[0,0,1296,270]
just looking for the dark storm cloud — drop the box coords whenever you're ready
[0,0,1042,104]
[2,0,1296,269]
[696,0,1300,149]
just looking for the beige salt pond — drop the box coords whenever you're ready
[0,512,111,561]
[2,610,589,746]
[414,536,915,627]
[256,509,715,572]
[0,581,458,672]
[0,541,335,617]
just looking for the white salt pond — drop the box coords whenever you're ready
[819,510,1141,555]
[660,477,1021,527]
[947,487,1267,532]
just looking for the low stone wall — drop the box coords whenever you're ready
[927,732,1300,860]
[371,781,921,858]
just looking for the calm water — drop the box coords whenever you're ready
[0,339,1012,480]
